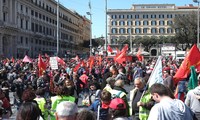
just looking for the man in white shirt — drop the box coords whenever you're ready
[148,83,195,120]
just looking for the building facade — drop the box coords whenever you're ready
[107,4,197,45]
[0,0,90,58]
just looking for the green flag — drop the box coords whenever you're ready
[188,66,198,90]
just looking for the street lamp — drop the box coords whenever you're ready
[193,0,200,48]
[105,0,108,55]
[56,0,59,56]
[87,0,92,56]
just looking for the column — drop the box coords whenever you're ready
[0,34,3,55]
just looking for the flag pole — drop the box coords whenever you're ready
[139,56,163,101]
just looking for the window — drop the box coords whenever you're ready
[43,15,45,20]
[119,28,125,34]
[39,25,42,33]
[21,5,23,11]
[151,28,157,33]
[31,10,34,16]
[43,26,45,34]
[21,37,23,44]
[143,28,148,33]
[167,21,173,25]
[31,22,34,31]
[167,28,173,33]
[127,28,132,34]
[119,21,125,26]
[35,12,38,17]
[21,19,23,28]
[112,15,117,19]
[127,15,132,19]
[35,24,38,32]
[135,15,139,19]
[111,28,117,34]
[39,14,41,19]
[135,21,140,26]
[151,21,157,26]
[167,14,173,18]
[26,7,28,13]
[111,21,117,26]
[135,28,141,34]
[127,21,132,26]
[46,17,48,22]
[143,14,148,19]
[159,14,165,18]
[26,20,28,30]
[3,13,6,21]
[26,38,28,44]
[151,14,156,18]
[159,20,165,25]
[119,15,124,19]
[159,28,165,33]
[143,21,148,26]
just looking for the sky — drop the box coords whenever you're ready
[60,0,195,38]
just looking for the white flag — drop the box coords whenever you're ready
[148,56,163,87]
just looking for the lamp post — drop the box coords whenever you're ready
[57,0,59,56]
[87,0,92,56]
[105,0,108,55]
[194,0,200,48]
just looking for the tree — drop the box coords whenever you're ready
[171,12,197,50]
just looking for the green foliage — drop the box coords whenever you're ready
[171,12,197,49]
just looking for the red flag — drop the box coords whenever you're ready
[121,44,129,53]
[136,47,144,61]
[89,56,94,69]
[116,47,120,54]
[73,63,81,73]
[38,54,46,77]
[56,57,66,66]
[114,51,126,64]
[81,60,86,67]
[23,55,33,63]
[107,45,113,53]
[11,57,15,63]
[98,56,102,65]
[174,44,200,83]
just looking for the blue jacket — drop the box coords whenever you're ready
[89,100,109,120]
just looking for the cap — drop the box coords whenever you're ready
[109,98,126,110]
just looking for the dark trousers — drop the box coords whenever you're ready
[132,113,140,120]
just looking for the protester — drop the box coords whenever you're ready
[50,85,75,120]
[111,79,129,116]
[130,77,154,120]
[89,90,111,120]
[163,69,174,92]
[148,83,195,120]
[55,101,78,120]
[16,102,43,120]
[103,77,115,93]
[76,109,96,120]
[108,98,129,120]
[185,75,200,119]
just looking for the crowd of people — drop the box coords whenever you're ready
[0,54,199,120]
